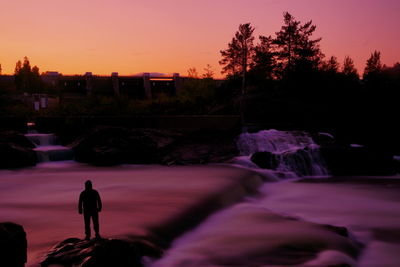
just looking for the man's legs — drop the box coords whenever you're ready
[83,213,91,240]
[92,212,100,238]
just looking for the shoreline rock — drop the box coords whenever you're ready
[70,126,238,166]
[41,237,162,267]
[0,222,27,267]
[0,131,37,169]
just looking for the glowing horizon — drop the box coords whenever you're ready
[1,0,399,78]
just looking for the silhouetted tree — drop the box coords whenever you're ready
[342,56,359,79]
[0,64,2,75]
[220,23,255,91]
[363,51,382,81]
[219,37,241,77]
[250,35,276,81]
[274,12,323,76]
[14,56,44,93]
[321,56,339,73]
[381,62,400,106]
[187,67,199,78]
[202,64,214,79]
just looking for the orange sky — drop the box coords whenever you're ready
[1,0,399,78]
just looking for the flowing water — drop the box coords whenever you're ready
[25,133,74,162]
[236,129,329,177]
[1,129,399,266]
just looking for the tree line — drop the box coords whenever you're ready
[219,12,398,91]
[218,12,400,150]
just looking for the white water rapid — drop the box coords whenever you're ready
[25,133,74,162]
[236,129,329,177]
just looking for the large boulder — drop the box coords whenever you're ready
[41,237,162,267]
[0,222,27,267]
[0,131,37,169]
[250,148,329,176]
[250,151,279,170]
[71,127,179,166]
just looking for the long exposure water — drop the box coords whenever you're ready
[1,130,399,266]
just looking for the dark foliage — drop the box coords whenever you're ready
[14,57,45,94]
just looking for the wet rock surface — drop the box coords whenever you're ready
[71,126,238,166]
[0,222,27,267]
[71,127,180,165]
[250,151,278,169]
[0,131,37,169]
[41,237,162,267]
[250,148,327,176]
[162,129,238,165]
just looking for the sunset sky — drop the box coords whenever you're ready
[1,0,399,78]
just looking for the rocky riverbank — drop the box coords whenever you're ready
[69,126,238,166]
[0,131,37,169]
[0,222,27,267]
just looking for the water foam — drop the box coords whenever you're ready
[236,129,329,177]
[26,133,74,162]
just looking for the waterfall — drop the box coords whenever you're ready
[25,133,74,162]
[236,129,328,176]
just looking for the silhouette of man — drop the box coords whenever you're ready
[78,180,102,240]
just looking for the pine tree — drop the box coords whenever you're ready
[202,64,214,79]
[219,23,255,91]
[219,38,241,76]
[274,12,323,75]
[251,35,276,80]
[321,56,340,73]
[14,56,44,93]
[342,56,359,78]
[363,51,382,79]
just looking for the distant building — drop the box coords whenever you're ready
[40,72,184,101]
[41,71,60,87]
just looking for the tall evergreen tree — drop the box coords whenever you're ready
[342,56,359,78]
[219,37,241,76]
[363,51,382,80]
[274,12,323,75]
[219,23,255,91]
[321,56,339,73]
[14,56,44,93]
[251,35,276,80]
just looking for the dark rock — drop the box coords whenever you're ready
[311,132,335,146]
[162,129,238,165]
[41,237,162,267]
[0,131,36,149]
[0,131,37,169]
[250,151,279,169]
[72,126,238,166]
[0,222,27,267]
[322,224,349,237]
[71,127,180,166]
[250,148,327,176]
[321,145,396,175]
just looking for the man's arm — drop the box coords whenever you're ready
[97,191,102,212]
[78,192,83,214]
